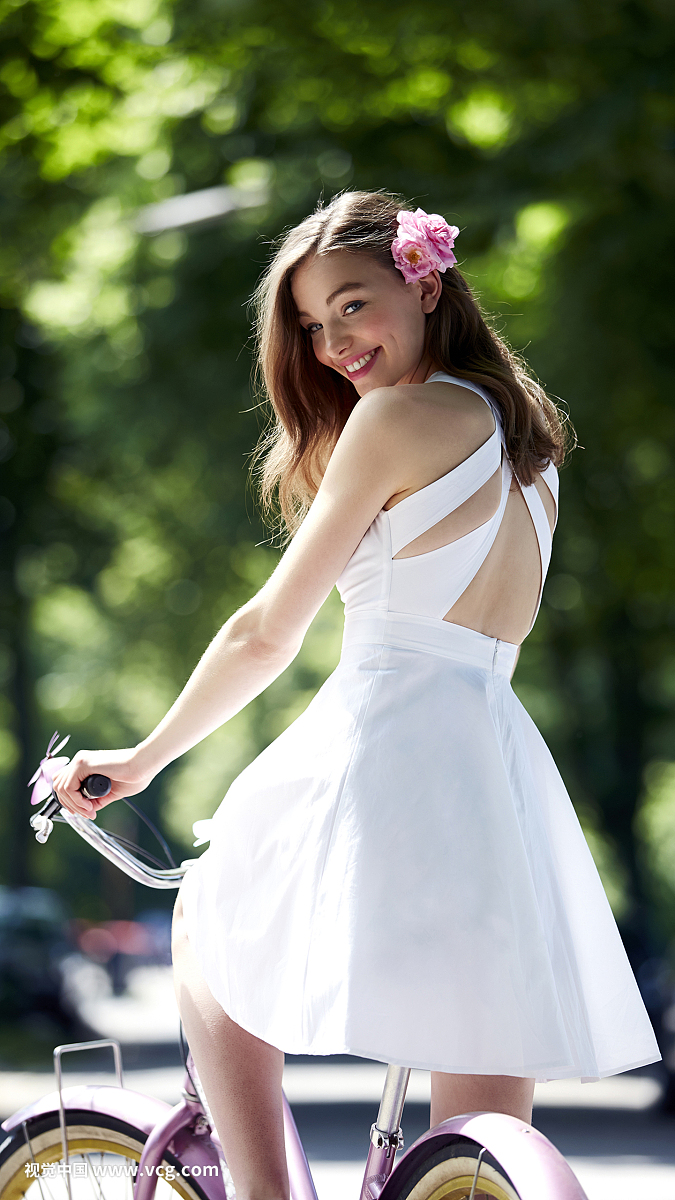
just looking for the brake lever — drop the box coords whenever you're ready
[30,796,60,843]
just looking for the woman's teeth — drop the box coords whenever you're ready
[345,350,376,374]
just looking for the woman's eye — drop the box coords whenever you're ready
[306,323,322,334]
[344,301,364,315]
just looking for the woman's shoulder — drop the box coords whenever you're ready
[325,380,498,509]
[350,381,495,452]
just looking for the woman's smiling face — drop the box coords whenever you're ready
[291,251,441,395]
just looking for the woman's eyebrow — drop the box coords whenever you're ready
[297,282,366,319]
[325,281,365,306]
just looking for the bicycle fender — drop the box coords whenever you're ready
[378,1111,588,1200]
[1,1084,171,1137]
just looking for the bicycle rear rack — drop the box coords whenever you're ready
[53,1038,124,1199]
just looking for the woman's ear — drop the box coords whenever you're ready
[419,270,443,314]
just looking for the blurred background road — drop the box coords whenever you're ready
[0,961,673,1200]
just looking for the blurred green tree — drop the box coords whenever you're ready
[1,0,674,952]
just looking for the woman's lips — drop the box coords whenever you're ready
[341,347,380,380]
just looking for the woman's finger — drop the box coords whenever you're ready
[52,754,103,816]
[52,768,97,817]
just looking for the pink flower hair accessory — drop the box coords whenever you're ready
[391,208,460,284]
[28,730,70,805]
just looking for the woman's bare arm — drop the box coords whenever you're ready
[52,390,413,816]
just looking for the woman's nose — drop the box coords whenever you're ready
[323,319,350,359]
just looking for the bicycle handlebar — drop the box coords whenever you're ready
[58,806,188,889]
[33,773,111,827]
[30,772,192,890]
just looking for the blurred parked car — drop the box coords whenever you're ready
[0,886,74,1024]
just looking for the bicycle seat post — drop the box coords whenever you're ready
[373,1064,410,1148]
[361,1065,410,1200]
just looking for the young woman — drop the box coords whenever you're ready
[55,191,659,1200]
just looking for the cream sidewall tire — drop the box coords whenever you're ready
[0,1116,209,1200]
[390,1144,522,1200]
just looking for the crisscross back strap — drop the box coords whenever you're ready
[437,455,513,615]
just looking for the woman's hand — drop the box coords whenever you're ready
[52,748,154,820]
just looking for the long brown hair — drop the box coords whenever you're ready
[253,190,573,536]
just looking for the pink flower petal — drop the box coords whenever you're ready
[29,734,72,805]
[31,777,53,805]
[42,756,70,781]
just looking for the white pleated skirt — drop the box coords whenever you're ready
[180,612,660,1081]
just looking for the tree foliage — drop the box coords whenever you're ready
[1,0,674,949]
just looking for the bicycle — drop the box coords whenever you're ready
[0,733,589,1200]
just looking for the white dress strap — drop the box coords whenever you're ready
[519,461,559,633]
[388,430,501,558]
[540,460,559,518]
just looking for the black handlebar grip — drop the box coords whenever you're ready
[80,774,112,801]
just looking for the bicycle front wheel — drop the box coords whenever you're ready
[0,1109,211,1200]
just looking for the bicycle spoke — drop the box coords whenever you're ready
[22,1122,48,1200]
[34,1174,59,1200]
[41,1170,60,1200]
[82,1153,105,1200]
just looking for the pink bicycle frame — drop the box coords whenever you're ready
[1,1057,317,1200]
[2,1048,587,1200]
[132,1064,318,1200]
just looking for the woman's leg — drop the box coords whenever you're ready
[172,893,289,1200]
[430,1073,535,1127]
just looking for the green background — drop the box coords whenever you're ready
[1,0,674,965]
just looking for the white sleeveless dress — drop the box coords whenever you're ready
[180,372,660,1081]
